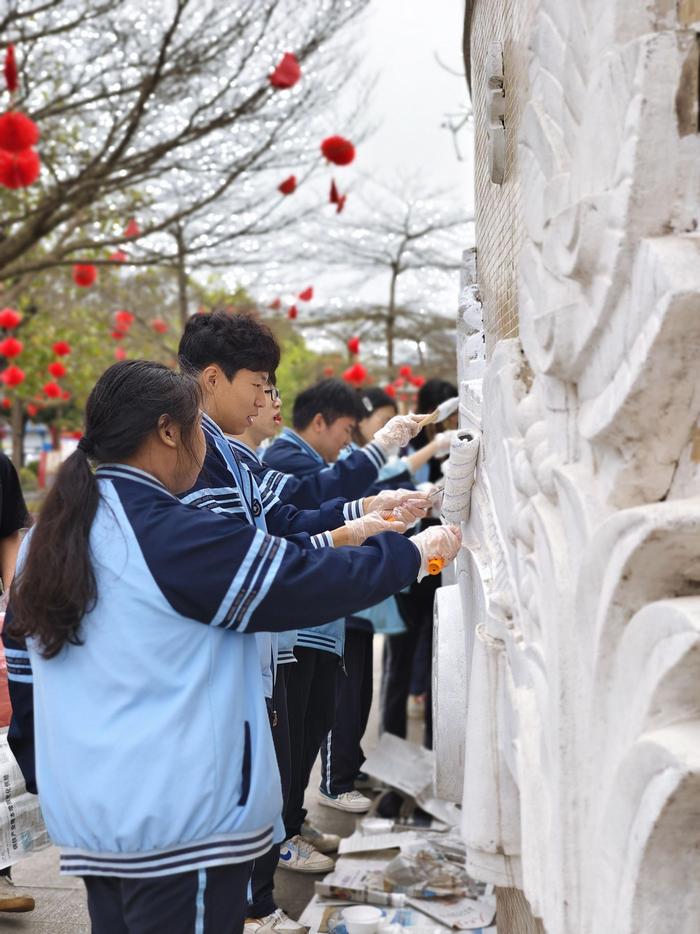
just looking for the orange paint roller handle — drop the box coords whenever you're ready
[427,555,446,575]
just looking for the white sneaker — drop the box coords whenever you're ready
[301,820,341,854]
[278,835,334,873]
[244,908,308,933]
[318,789,372,813]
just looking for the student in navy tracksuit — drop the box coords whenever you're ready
[4,360,459,934]
[175,314,430,925]
[262,380,432,850]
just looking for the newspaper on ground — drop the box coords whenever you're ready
[338,831,422,855]
[0,728,50,869]
[406,896,497,931]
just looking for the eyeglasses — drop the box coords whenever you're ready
[264,387,280,402]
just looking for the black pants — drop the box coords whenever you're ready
[284,647,339,839]
[248,664,291,919]
[84,861,253,934]
[320,628,373,796]
[381,602,433,749]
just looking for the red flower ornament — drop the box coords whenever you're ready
[0,336,23,358]
[411,375,425,388]
[114,310,135,328]
[269,53,301,90]
[384,384,396,398]
[109,249,128,263]
[151,318,168,334]
[347,336,360,355]
[278,175,297,195]
[1,364,24,387]
[342,362,367,385]
[72,264,97,287]
[26,403,38,418]
[398,364,412,378]
[114,347,127,361]
[43,381,61,399]
[321,136,355,166]
[4,45,18,94]
[124,218,140,238]
[0,308,21,329]
[298,287,313,302]
[0,112,40,152]
[48,360,66,378]
[287,305,298,320]
[52,341,71,356]
[1,399,10,410]
[111,329,126,341]
[269,298,281,310]
[0,147,40,188]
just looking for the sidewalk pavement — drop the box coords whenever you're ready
[2,639,419,930]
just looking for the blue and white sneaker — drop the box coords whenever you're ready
[278,835,334,873]
[318,789,372,813]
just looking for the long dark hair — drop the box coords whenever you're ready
[9,360,201,659]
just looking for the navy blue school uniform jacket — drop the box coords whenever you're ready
[3,463,420,879]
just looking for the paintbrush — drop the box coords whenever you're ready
[415,396,460,431]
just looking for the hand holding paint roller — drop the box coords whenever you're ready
[411,524,462,581]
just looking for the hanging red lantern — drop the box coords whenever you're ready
[1,364,24,386]
[111,329,126,340]
[384,384,396,398]
[124,218,140,238]
[48,360,66,378]
[411,375,425,388]
[0,112,40,152]
[278,175,297,195]
[321,135,355,166]
[269,298,281,310]
[287,304,298,320]
[43,381,61,399]
[52,340,71,356]
[1,399,10,410]
[342,362,367,385]
[323,365,335,377]
[269,52,301,89]
[151,318,168,334]
[114,309,135,328]
[398,364,412,378]
[0,308,21,329]
[0,336,23,358]
[4,45,18,94]
[0,147,40,188]
[298,287,313,302]
[72,263,97,287]
[114,347,127,361]
[347,336,360,355]
[109,249,128,263]
[26,403,38,418]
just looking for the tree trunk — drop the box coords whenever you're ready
[495,887,547,934]
[173,223,189,328]
[387,266,398,370]
[10,399,24,470]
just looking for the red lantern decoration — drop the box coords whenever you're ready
[124,218,140,238]
[61,389,71,401]
[151,318,168,334]
[43,381,61,399]
[411,375,425,388]
[384,384,396,398]
[114,347,127,361]
[298,287,313,302]
[0,308,21,329]
[0,336,22,358]
[109,249,128,263]
[52,341,71,356]
[321,135,355,166]
[1,398,10,410]
[287,304,298,320]
[0,112,40,152]
[26,403,38,418]
[114,310,135,328]
[278,175,297,195]
[394,377,405,388]
[48,360,66,378]
[269,298,281,310]
[0,147,40,188]
[347,336,360,355]
[72,263,97,287]
[1,364,24,387]
[398,364,412,378]
[342,362,367,385]
[4,45,18,94]
[323,365,335,377]
[269,52,301,89]
[111,329,126,340]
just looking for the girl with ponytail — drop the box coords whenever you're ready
[3,360,458,933]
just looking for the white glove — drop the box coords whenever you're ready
[410,524,462,580]
[363,488,431,521]
[434,430,458,457]
[344,511,411,545]
[372,413,425,453]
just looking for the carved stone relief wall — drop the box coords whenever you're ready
[433,2,700,932]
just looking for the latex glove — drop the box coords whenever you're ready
[434,430,458,457]
[344,511,411,545]
[410,524,462,580]
[364,488,431,521]
[372,413,425,453]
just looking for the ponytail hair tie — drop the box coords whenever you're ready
[77,436,95,455]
